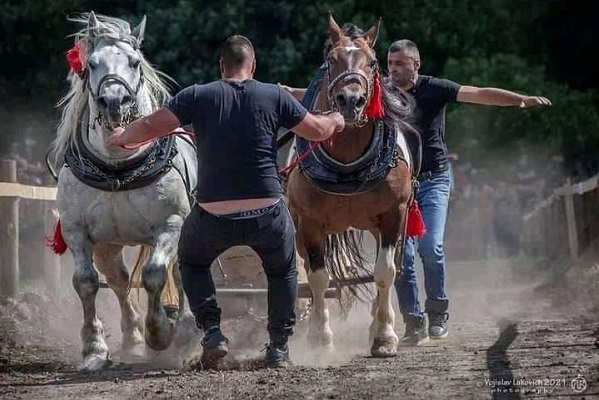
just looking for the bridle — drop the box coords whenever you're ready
[86,39,145,130]
[88,73,143,129]
[325,44,379,127]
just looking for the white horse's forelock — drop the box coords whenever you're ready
[50,12,174,169]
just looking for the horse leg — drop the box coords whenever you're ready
[142,226,180,351]
[69,233,110,371]
[170,259,197,351]
[368,232,381,344]
[370,231,400,357]
[299,227,334,350]
[93,244,145,360]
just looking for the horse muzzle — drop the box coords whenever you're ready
[334,89,367,123]
[97,96,138,129]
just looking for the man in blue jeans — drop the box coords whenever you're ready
[109,35,345,367]
[387,39,552,345]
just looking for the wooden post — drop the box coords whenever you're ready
[0,160,19,298]
[563,192,579,260]
[43,207,61,297]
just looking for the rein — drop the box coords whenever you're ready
[278,109,338,175]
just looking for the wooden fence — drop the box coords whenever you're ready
[1,156,598,299]
[521,174,599,260]
[0,160,59,298]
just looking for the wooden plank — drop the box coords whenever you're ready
[0,182,57,200]
[563,194,579,259]
[0,160,19,298]
[555,175,598,196]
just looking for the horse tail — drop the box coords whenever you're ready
[324,229,374,312]
[127,245,180,309]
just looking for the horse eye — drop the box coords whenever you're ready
[131,59,141,68]
[87,60,97,70]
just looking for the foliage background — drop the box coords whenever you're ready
[1,0,597,176]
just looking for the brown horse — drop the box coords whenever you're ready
[286,16,421,357]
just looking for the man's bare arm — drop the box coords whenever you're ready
[109,107,181,147]
[290,112,345,141]
[457,86,552,108]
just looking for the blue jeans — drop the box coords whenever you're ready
[395,169,451,317]
[178,199,298,342]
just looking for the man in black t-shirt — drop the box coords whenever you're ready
[388,39,551,346]
[109,35,345,368]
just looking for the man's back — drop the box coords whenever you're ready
[165,79,306,203]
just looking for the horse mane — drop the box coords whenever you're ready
[50,12,174,169]
[381,76,417,133]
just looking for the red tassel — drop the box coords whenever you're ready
[45,219,68,255]
[364,71,385,119]
[407,200,426,237]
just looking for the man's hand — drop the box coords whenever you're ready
[520,96,552,108]
[331,112,345,133]
[108,127,129,148]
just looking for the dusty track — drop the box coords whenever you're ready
[1,256,598,399]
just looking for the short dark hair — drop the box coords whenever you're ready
[388,39,420,61]
[220,35,255,69]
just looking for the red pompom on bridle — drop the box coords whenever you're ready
[364,70,385,120]
[66,41,86,78]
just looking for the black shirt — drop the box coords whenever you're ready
[407,75,461,173]
[165,79,307,202]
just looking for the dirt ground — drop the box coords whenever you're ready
[1,247,598,399]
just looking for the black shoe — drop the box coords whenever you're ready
[428,312,449,339]
[265,342,292,368]
[399,315,429,346]
[200,327,229,366]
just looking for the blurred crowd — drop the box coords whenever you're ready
[445,151,598,260]
[7,153,54,186]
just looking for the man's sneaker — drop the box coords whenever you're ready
[200,327,229,367]
[428,312,449,339]
[265,342,292,368]
[399,315,429,346]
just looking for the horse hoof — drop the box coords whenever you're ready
[79,354,111,372]
[145,315,175,351]
[308,328,334,349]
[122,343,147,361]
[370,338,398,358]
[145,335,173,352]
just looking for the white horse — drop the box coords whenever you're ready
[49,12,197,372]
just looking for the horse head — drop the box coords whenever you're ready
[52,12,172,169]
[85,12,147,130]
[324,15,381,126]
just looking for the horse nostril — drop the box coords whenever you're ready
[122,95,132,106]
[97,97,108,110]
[335,93,347,107]
[356,96,366,108]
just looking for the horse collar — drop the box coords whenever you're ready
[64,120,179,192]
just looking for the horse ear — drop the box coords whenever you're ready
[131,15,147,46]
[328,13,342,45]
[364,17,382,48]
[87,11,99,36]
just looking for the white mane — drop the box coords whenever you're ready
[50,13,174,168]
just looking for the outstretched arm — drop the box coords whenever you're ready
[457,86,552,108]
[108,107,181,147]
[279,84,307,102]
